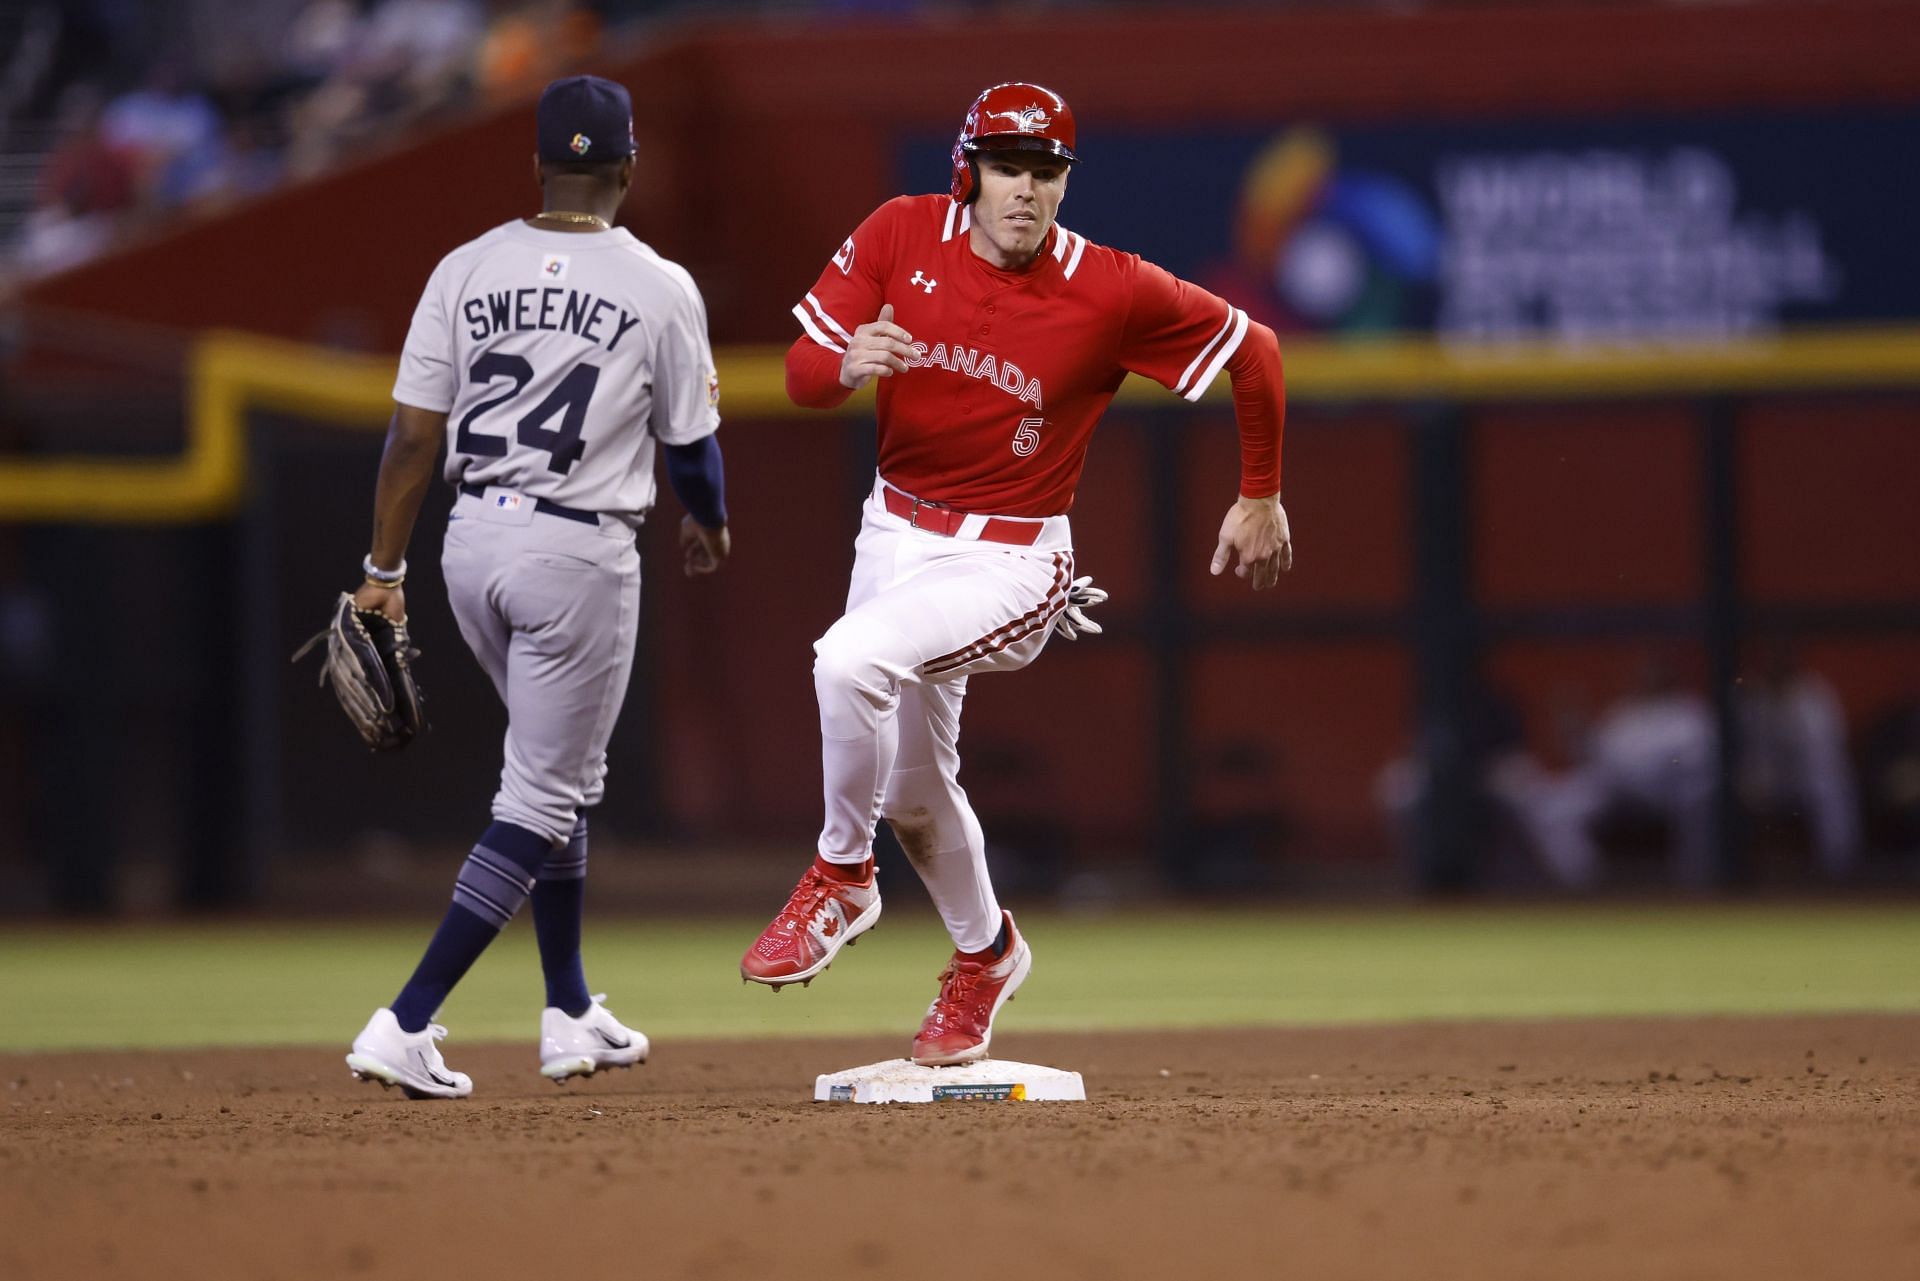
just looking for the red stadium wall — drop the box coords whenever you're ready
[17,0,1919,867]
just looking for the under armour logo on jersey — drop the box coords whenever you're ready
[985,106,1051,133]
[910,271,938,294]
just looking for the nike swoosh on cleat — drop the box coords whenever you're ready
[592,1027,632,1050]
[414,1052,458,1088]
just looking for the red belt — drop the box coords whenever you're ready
[881,485,1044,546]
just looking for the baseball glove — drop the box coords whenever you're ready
[292,593,428,751]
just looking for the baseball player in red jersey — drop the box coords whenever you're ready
[741,82,1291,1065]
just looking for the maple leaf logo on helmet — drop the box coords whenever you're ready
[950,81,1079,205]
[985,106,1052,134]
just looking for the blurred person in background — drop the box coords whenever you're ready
[1742,641,1860,879]
[98,58,224,211]
[1504,654,1718,889]
[1376,678,1555,888]
[282,0,371,90]
[179,114,286,209]
[30,81,139,211]
[356,0,484,111]
[283,0,484,177]
[15,82,139,277]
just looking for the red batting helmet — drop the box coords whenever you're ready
[949,82,1078,204]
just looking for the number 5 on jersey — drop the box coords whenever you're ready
[1011,417,1044,458]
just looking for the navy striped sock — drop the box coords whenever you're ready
[391,821,553,1033]
[532,815,591,1017]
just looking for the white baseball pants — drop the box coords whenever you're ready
[441,488,642,846]
[814,478,1073,952]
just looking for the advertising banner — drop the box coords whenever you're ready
[904,112,1919,345]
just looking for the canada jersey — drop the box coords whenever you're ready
[395,220,720,520]
[793,194,1249,517]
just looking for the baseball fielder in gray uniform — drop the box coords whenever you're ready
[344,76,731,1099]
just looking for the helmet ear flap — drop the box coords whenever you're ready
[949,134,977,203]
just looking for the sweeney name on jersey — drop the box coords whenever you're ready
[903,341,1043,410]
[462,286,644,353]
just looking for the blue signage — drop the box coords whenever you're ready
[904,111,1920,344]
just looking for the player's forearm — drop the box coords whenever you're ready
[662,434,728,529]
[368,404,446,571]
[1227,321,1284,499]
[785,336,856,409]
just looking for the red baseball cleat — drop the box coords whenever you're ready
[910,911,1031,1066]
[740,860,880,987]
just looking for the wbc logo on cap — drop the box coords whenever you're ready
[570,133,591,155]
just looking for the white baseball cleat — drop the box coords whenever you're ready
[540,994,650,1082]
[345,1008,473,1100]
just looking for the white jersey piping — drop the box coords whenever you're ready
[792,302,846,353]
[1174,307,1238,396]
[1183,307,1250,402]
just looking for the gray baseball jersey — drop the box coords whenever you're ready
[392,218,720,843]
[394,220,720,522]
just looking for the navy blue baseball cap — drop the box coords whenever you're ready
[537,75,635,164]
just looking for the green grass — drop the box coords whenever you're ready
[2,905,1917,1052]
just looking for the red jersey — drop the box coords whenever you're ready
[788,194,1281,518]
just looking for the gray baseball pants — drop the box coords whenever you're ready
[441,488,642,845]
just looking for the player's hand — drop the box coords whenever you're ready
[681,515,730,577]
[1210,494,1293,591]
[839,303,915,390]
[352,581,407,622]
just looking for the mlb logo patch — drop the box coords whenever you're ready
[541,254,570,281]
[494,493,524,512]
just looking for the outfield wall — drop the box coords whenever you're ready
[3,1,1919,906]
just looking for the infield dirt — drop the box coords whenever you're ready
[4,1014,1916,1280]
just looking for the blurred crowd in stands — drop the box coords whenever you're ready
[0,0,628,287]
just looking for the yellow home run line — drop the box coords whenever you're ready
[4,325,1919,524]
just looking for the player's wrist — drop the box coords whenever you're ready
[362,554,407,587]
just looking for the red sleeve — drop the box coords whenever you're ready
[1227,320,1283,498]
[788,198,900,375]
[785,335,852,409]
[1120,259,1282,497]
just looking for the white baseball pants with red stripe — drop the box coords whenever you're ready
[813,478,1072,952]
